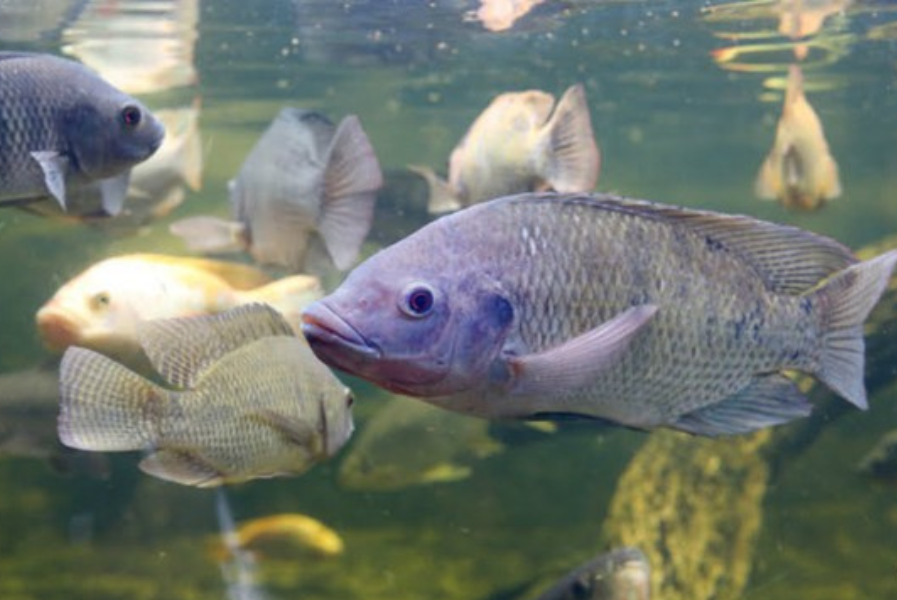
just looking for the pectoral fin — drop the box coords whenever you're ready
[98,171,131,216]
[30,151,69,210]
[505,304,657,396]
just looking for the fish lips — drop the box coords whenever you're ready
[301,302,382,375]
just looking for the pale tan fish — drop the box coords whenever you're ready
[755,64,841,211]
[470,0,546,32]
[411,83,599,213]
[211,513,344,562]
[169,108,382,273]
[35,254,321,363]
[58,304,355,487]
[777,0,853,39]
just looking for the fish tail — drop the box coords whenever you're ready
[58,347,169,452]
[407,164,463,214]
[539,83,601,193]
[811,249,897,409]
[236,275,323,332]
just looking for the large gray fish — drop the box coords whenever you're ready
[535,547,650,600]
[302,193,897,437]
[58,304,354,487]
[0,51,165,213]
[170,108,382,272]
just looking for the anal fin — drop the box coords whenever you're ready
[672,374,812,437]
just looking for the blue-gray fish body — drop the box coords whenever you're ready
[302,193,897,437]
[0,51,164,213]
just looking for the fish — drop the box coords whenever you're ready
[469,0,547,32]
[534,547,650,600]
[58,303,355,487]
[338,394,503,491]
[36,253,321,364]
[211,512,345,562]
[302,192,897,437]
[755,64,841,211]
[776,0,852,40]
[0,51,165,213]
[0,0,87,43]
[170,108,382,272]
[31,99,203,225]
[410,84,599,214]
[857,429,897,483]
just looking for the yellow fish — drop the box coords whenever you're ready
[755,64,841,210]
[36,253,321,363]
[411,84,599,213]
[212,513,344,562]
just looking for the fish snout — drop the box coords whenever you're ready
[301,302,380,371]
[35,307,81,352]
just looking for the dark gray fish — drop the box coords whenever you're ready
[0,51,165,213]
[58,304,354,487]
[170,107,382,272]
[302,193,897,437]
[535,547,650,600]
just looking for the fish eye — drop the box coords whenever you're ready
[120,105,142,129]
[90,292,111,310]
[399,283,435,318]
[346,394,355,408]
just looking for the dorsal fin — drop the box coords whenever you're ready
[137,304,295,388]
[126,253,270,290]
[557,194,858,294]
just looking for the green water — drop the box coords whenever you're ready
[0,1,896,599]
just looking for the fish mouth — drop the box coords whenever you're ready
[35,306,81,352]
[301,302,381,373]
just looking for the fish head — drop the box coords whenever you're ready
[301,234,515,397]
[35,261,144,353]
[66,93,166,180]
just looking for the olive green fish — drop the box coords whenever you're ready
[59,304,354,487]
[303,193,897,437]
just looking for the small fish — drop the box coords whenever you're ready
[36,253,321,363]
[857,429,897,483]
[302,193,897,437]
[410,84,599,213]
[755,64,841,211]
[777,0,852,40]
[470,0,547,32]
[0,0,87,42]
[58,304,355,487]
[212,513,345,562]
[535,547,650,600]
[170,108,382,272]
[0,51,165,213]
[338,394,503,491]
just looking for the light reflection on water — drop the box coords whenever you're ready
[0,1,895,599]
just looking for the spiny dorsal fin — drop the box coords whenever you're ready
[137,304,295,389]
[556,193,858,294]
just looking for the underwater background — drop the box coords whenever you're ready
[0,1,895,598]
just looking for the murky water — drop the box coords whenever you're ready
[0,1,895,599]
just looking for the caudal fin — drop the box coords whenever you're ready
[58,347,168,452]
[811,249,897,409]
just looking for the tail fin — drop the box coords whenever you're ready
[811,249,897,409]
[169,216,248,254]
[407,164,463,214]
[58,347,168,452]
